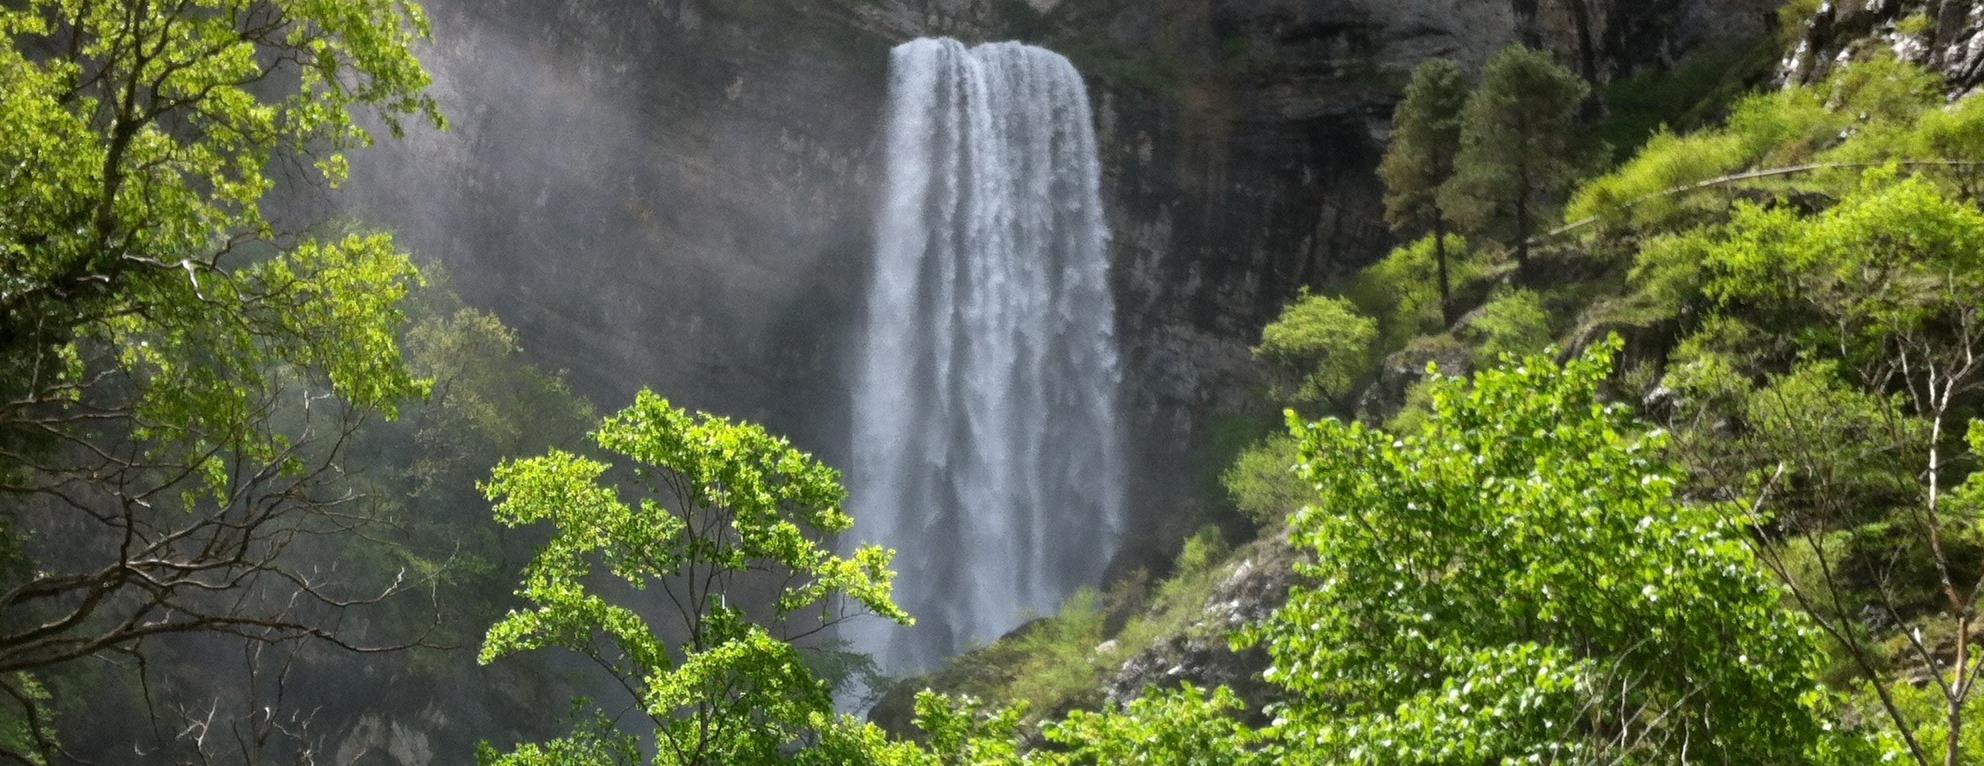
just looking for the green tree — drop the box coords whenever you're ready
[477,391,912,766]
[1659,173,1984,766]
[1252,292,1376,413]
[1378,59,1471,326]
[1344,233,1476,352]
[1220,434,1308,527]
[0,1,440,759]
[1439,45,1590,267]
[1244,341,1851,764]
[1468,287,1552,359]
[1041,684,1259,766]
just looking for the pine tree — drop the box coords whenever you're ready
[1439,45,1591,267]
[1378,59,1471,326]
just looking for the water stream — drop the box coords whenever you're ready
[847,37,1126,673]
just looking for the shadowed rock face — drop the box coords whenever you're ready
[344,0,895,448]
[338,0,1777,656]
[1782,0,1984,94]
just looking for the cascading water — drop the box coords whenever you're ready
[847,38,1125,673]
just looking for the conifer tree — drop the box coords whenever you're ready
[1439,45,1591,267]
[1378,59,1471,326]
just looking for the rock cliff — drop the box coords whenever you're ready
[1782,0,1984,94]
[329,4,1788,757]
[347,0,1778,553]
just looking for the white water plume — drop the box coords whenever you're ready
[847,37,1126,673]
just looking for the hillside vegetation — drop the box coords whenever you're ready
[887,39,1984,766]
[8,1,1984,764]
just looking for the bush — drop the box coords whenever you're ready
[1470,289,1553,360]
[1345,234,1479,350]
[1254,292,1377,410]
[1221,436,1310,527]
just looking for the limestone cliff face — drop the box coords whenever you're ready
[1781,0,1984,94]
[320,0,1800,754]
[341,0,1779,622]
[345,0,893,444]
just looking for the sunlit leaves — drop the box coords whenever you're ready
[1248,342,1839,763]
[2,0,442,500]
[1699,173,1984,362]
[478,392,910,765]
[1042,684,1261,766]
[1253,291,1376,411]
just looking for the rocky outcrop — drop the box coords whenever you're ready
[1355,338,1475,425]
[332,707,444,766]
[344,0,1781,478]
[329,5,1796,748]
[1103,529,1309,721]
[1782,0,1984,94]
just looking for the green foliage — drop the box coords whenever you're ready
[1651,171,1984,766]
[1379,59,1471,235]
[1868,672,1984,765]
[1381,377,1440,435]
[0,0,441,412]
[1591,43,1771,163]
[1245,342,1843,763]
[1777,0,1825,48]
[1701,174,1984,352]
[1722,85,1846,167]
[1566,56,1973,238]
[1041,684,1260,766]
[904,692,1026,766]
[399,295,597,495]
[476,704,641,766]
[1377,58,1475,327]
[1174,526,1231,577]
[1345,234,1479,349]
[1253,291,1376,411]
[1439,45,1592,261]
[1822,53,1942,127]
[1109,542,1240,657]
[0,0,441,756]
[1000,590,1108,714]
[1622,230,1714,316]
[335,277,601,687]
[478,392,910,765]
[1895,13,1935,38]
[1565,129,1749,229]
[882,524,1252,739]
[0,674,48,765]
[1468,288,1552,360]
[1220,435,1308,526]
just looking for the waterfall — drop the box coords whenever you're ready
[847,38,1125,673]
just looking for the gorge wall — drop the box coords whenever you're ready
[343,0,1780,617]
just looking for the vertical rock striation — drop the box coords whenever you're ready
[849,38,1126,672]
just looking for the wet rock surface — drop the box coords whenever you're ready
[331,2,1801,749]
[1103,530,1310,721]
[1782,0,1984,94]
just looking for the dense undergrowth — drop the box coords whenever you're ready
[882,34,1984,766]
[12,0,1984,762]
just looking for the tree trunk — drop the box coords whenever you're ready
[1434,218,1455,327]
[1949,610,1968,766]
[1514,190,1532,270]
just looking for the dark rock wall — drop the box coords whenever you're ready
[346,0,895,447]
[311,2,1805,757]
[342,0,1782,607]
[1782,0,1984,94]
